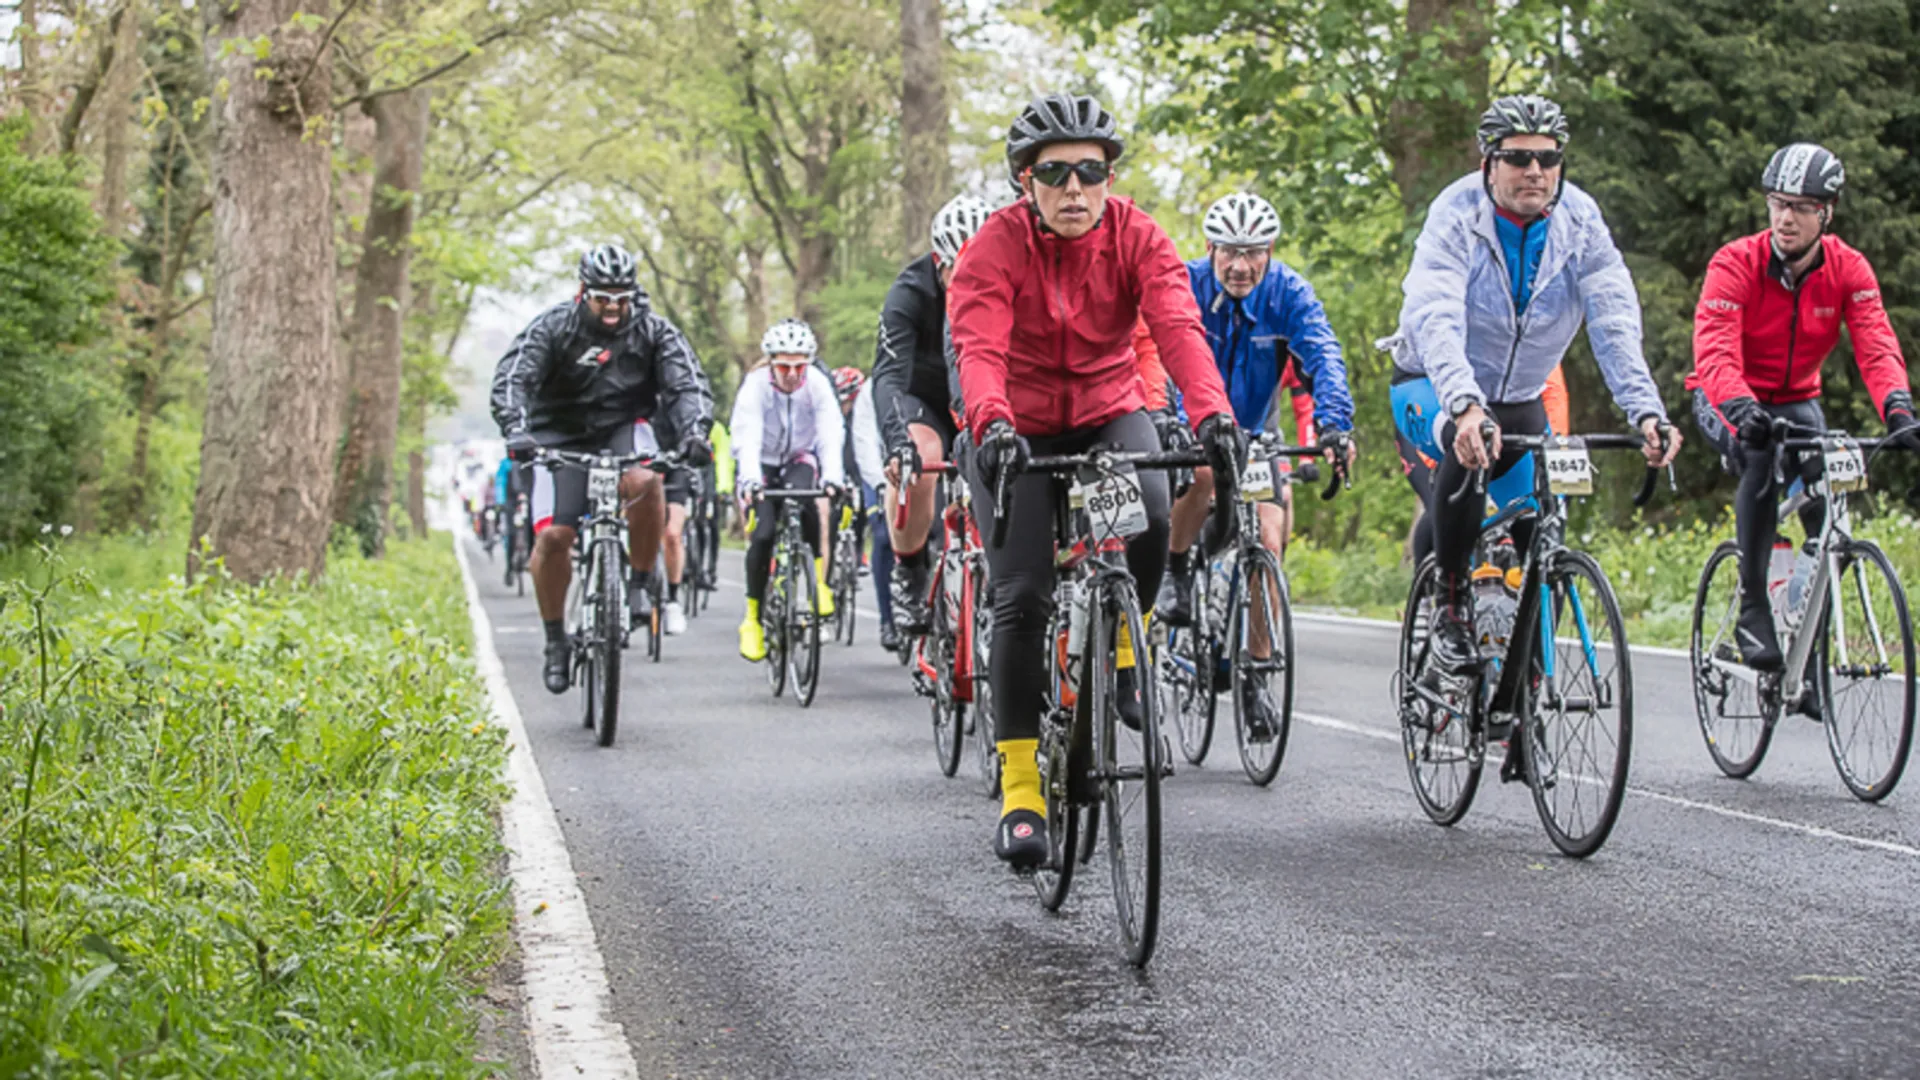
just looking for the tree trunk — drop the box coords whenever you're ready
[405,448,427,537]
[16,0,51,153]
[189,0,340,583]
[331,87,428,555]
[740,244,768,376]
[1383,0,1489,222]
[95,0,143,239]
[898,0,952,258]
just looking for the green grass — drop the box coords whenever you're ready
[1287,504,1920,650]
[0,534,513,1078]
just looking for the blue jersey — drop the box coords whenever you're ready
[1186,257,1355,433]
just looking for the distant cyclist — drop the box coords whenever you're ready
[1156,191,1357,637]
[949,92,1239,867]
[1379,95,1678,678]
[490,243,714,694]
[1686,143,1916,672]
[874,193,994,633]
[732,319,846,661]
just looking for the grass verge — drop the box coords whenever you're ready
[0,534,513,1078]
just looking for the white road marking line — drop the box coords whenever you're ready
[1294,709,1920,859]
[1292,609,1692,660]
[453,530,641,1080]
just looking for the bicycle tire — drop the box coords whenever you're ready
[972,566,1000,798]
[1032,605,1079,911]
[594,541,624,748]
[568,565,595,732]
[1097,578,1161,968]
[1398,557,1482,826]
[1820,539,1916,802]
[766,553,789,698]
[1231,548,1293,786]
[1689,540,1776,778]
[835,531,859,646]
[1524,550,1631,858]
[792,554,822,707]
[1158,620,1216,766]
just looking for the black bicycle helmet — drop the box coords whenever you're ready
[578,243,639,290]
[1762,143,1845,202]
[1005,92,1125,188]
[1477,94,1570,155]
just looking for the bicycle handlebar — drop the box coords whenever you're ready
[1445,425,1673,508]
[757,487,831,499]
[535,448,682,473]
[891,459,958,530]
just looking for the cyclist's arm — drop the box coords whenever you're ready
[1132,315,1171,411]
[1576,206,1667,424]
[807,368,847,487]
[730,370,768,481]
[1401,212,1481,416]
[949,216,1020,438]
[490,312,558,437]
[1837,251,1913,419]
[872,274,922,451]
[1689,244,1758,411]
[1130,215,1232,427]
[651,316,715,441]
[1273,271,1354,431]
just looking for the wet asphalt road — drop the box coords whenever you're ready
[466,540,1920,1080]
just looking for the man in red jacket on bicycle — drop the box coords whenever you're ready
[949,92,1242,867]
[1687,142,1917,672]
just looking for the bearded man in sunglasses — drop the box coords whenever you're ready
[1380,94,1679,679]
[491,242,715,695]
[949,92,1240,867]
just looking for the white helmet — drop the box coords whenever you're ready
[761,317,818,358]
[930,195,992,265]
[1202,192,1282,247]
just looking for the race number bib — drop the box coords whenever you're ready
[1240,458,1276,503]
[1070,469,1149,540]
[588,467,621,506]
[1824,439,1867,493]
[1543,441,1594,497]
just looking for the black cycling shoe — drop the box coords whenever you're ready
[1239,676,1278,740]
[994,809,1048,868]
[1736,602,1784,672]
[879,622,902,653]
[890,559,931,632]
[1156,560,1196,627]
[542,640,571,695]
[1116,667,1146,731]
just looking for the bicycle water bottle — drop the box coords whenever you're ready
[1063,579,1087,699]
[1471,563,1518,661]
[1783,545,1818,631]
[1207,557,1233,631]
[1766,539,1795,636]
[942,549,965,629]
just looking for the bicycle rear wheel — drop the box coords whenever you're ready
[1097,578,1162,968]
[594,541,624,748]
[791,555,822,707]
[1820,539,1916,802]
[972,566,999,798]
[1231,548,1293,786]
[929,579,964,777]
[1156,620,1216,766]
[1526,551,1631,857]
[1398,558,1482,825]
[1690,541,1775,778]
[835,531,859,646]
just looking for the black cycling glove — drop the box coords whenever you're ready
[505,431,539,463]
[1196,413,1245,483]
[1884,391,1917,443]
[679,436,713,469]
[1720,396,1772,450]
[977,420,1030,494]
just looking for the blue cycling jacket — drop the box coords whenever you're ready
[1186,257,1355,433]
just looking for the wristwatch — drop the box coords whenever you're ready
[1447,396,1481,420]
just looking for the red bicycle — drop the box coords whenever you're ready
[900,462,996,789]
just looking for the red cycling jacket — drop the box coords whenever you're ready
[950,196,1232,440]
[1687,231,1910,417]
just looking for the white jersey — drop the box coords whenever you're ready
[851,379,885,490]
[730,364,846,487]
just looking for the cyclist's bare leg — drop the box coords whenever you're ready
[886,423,947,555]
[1167,465,1214,556]
[663,502,688,588]
[532,524,576,620]
[622,469,665,577]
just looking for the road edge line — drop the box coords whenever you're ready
[452,531,641,1080]
[1290,608,1692,660]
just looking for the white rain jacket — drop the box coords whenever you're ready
[1380,173,1668,424]
[851,380,886,490]
[729,364,846,487]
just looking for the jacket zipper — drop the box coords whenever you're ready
[1493,224,1526,403]
[1780,274,1805,403]
[1052,240,1069,433]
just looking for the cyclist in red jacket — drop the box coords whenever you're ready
[1687,143,1917,671]
[950,92,1241,867]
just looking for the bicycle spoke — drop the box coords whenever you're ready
[1822,542,1916,801]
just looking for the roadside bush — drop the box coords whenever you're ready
[0,536,511,1078]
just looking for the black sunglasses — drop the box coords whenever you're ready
[1028,158,1113,188]
[1489,148,1565,170]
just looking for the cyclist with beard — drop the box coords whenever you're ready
[491,243,715,695]
[1380,95,1679,678]
[1686,143,1916,672]
[950,92,1240,867]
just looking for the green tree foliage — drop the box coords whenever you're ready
[0,119,114,545]
[1564,0,1920,504]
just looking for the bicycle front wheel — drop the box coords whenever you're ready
[1156,619,1216,766]
[1690,541,1775,778]
[766,557,789,698]
[971,565,1000,798]
[1820,539,1916,802]
[1096,579,1162,968]
[1230,548,1293,786]
[567,562,595,732]
[791,555,822,707]
[1526,550,1632,857]
[1398,558,1482,825]
[594,541,624,748]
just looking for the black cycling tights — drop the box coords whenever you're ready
[1429,400,1547,581]
[746,461,821,602]
[968,410,1171,745]
[1691,391,1826,609]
